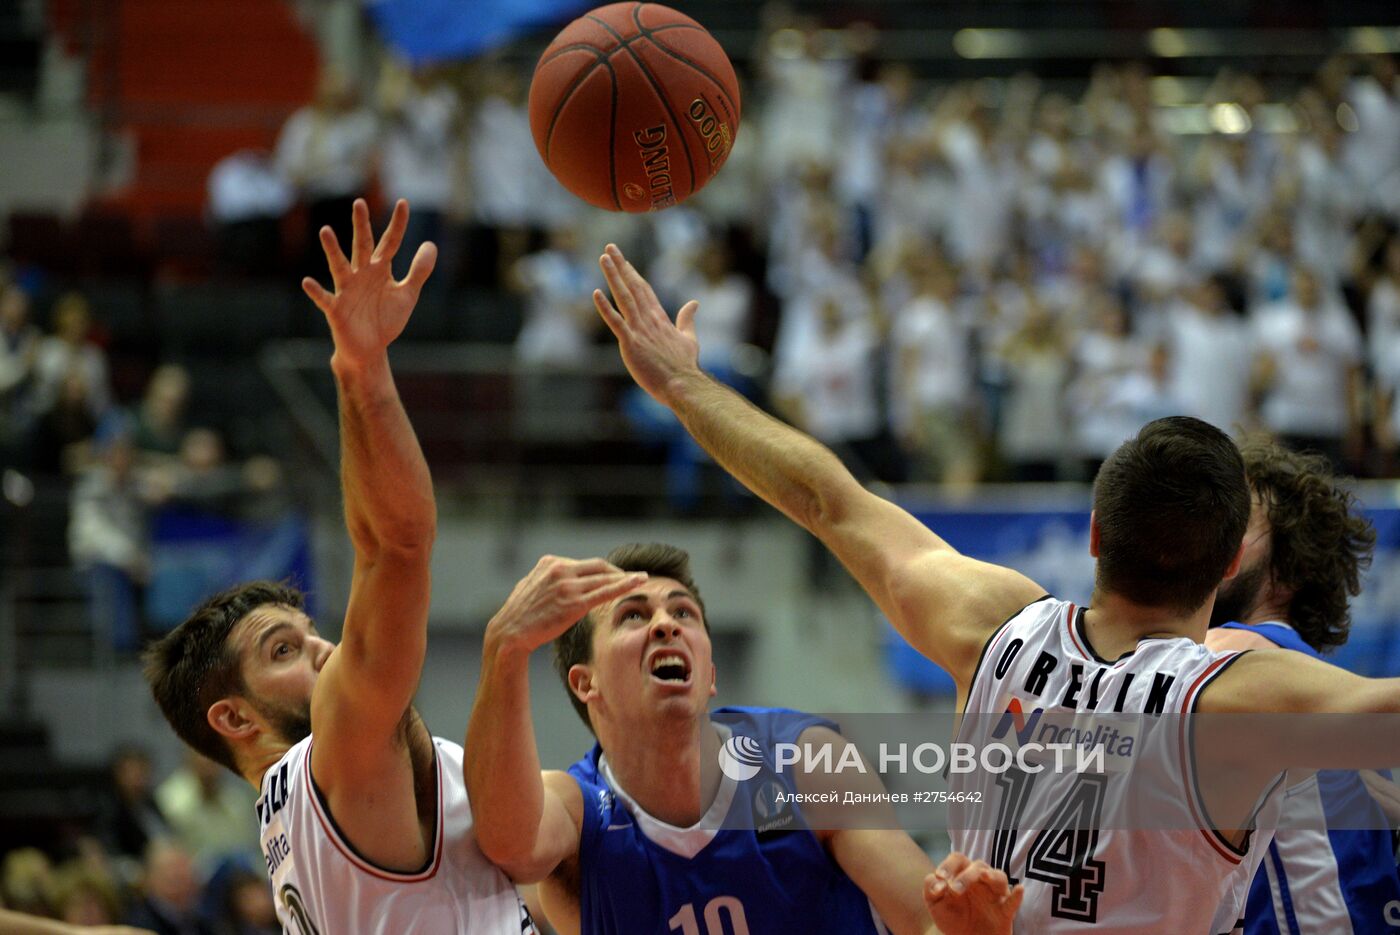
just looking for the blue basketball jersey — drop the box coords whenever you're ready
[1219,621,1400,933]
[566,706,889,935]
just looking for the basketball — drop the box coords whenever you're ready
[528,2,741,213]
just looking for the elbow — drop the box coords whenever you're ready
[476,833,549,884]
[367,514,437,556]
[796,453,861,534]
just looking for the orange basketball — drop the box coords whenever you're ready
[528,2,741,212]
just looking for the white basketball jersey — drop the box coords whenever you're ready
[949,597,1285,935]
[255,735,534,935]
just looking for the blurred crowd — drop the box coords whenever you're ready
[8,28,1400,507]
[198,31,1400,489]
[0,277,287,650]
[1,747,272,935]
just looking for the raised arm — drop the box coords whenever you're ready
[465,556,644,882]
[592,245,1044,693]
[1197,649,1400,776]
[301,199,440,860]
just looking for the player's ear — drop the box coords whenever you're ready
[568,664,598,706]
[1088,510,1101,558]
[208,697,257,742]
[708,663,717,698]
[1222,537,1246,581]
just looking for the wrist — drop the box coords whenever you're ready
[330,350,392,382]
[483,620,538,664]
[660,365,708,409]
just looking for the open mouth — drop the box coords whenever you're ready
[648,650,692,685]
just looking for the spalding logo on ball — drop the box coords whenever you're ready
[529,2,741,212]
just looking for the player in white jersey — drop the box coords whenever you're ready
[589,244,1400,933]
[948,596,1286,933]
[143,200,531,934]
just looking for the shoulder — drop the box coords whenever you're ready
[543,770,586,824]
[1204,626,1281,653]
[714,706,839,746]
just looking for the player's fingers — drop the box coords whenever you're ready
[593,289,626,337]
[579,571,648,605]
[933,851,970,881]
[676,300,700,340]
[301,277,334,315]
[572,569,644,589]
[350,197,373,270]
[923,872,947,911]
[400,242,438,303]
[977,864,1012,895]
[949,861,987,894]
[375,198,409,263]
[567,558,628,577]
[599,250,638,317]
[319,226,351,286]
[1005,883,1025,913]
[607,244,662,310]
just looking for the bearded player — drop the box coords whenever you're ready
[143,200,533,933]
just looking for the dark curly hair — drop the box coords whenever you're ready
[1242,438,1375,652]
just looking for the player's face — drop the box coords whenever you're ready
[232,603,333,744]
[1211,495,1271,628]
[582,577,715,729]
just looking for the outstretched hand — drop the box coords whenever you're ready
[593,243,702,406]
[487,555,647,656]
[302,198,436,368]
[924,852,1023,935]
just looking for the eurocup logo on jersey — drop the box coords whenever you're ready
[719,734,765,781]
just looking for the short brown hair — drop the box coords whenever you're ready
[142,581,304,773]
[552,543,707,732]
[1242,438,1375,652]
[1093,417,1250,613]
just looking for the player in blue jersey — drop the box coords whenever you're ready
[1205,438,1400,934]
[464,542,1023,935]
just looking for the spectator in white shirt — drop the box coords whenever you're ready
[1251,266,1363,469]
[1165,273,1254,433]
[206,150,293,277]
[890,262,976,484]
[377,61,461,279]
[676,240,755,379]
[1099,122,1175,250]
[936,96,1019,275]
[773,292,899,480]
[1191,134,1270,271]
[511,226,598,366]
[997,302,1070,480]
[1345,54,1400,216]
[1293,120,1361,285]
[154,752,259,876]
[69,424,162,651]
[274,67,378,274]
[32,292,111,422]
[1066,292,1148,474]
